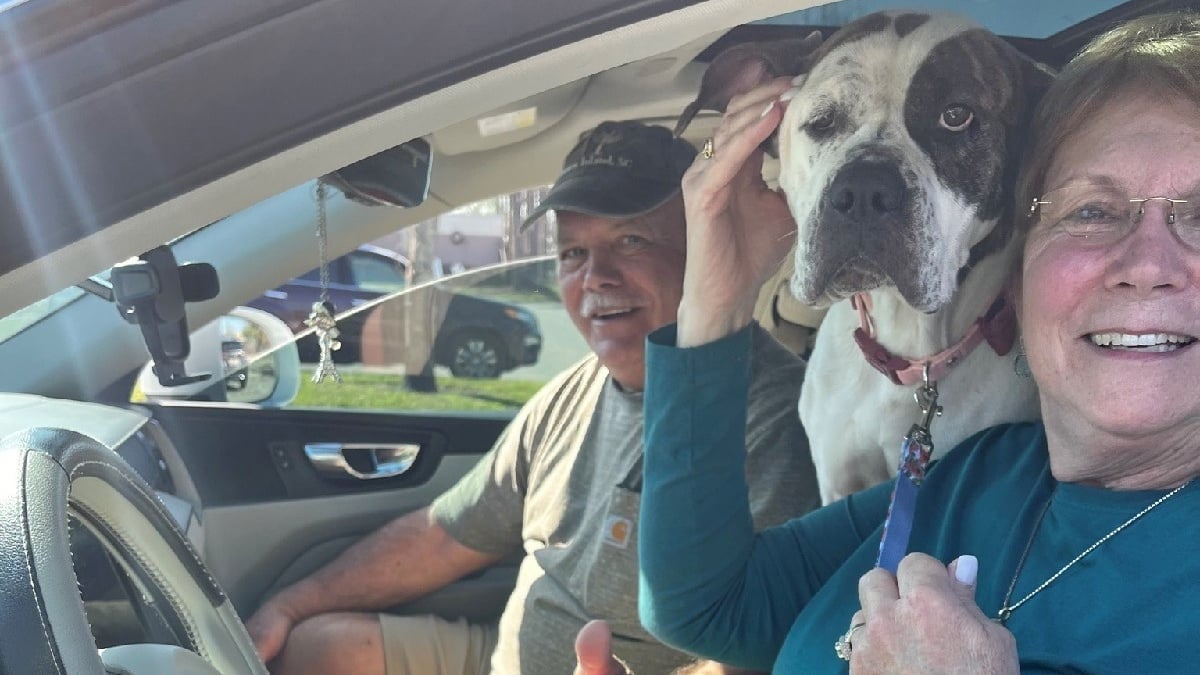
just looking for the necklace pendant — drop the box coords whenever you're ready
[995,607,1012,625]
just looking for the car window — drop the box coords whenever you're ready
[134,187,589,414]
[283,188,580,414]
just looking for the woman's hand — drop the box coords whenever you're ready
[849,554,1018,674]
[676,77,799,347]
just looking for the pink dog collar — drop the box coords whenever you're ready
[851,292,1017,386]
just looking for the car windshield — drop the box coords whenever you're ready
[0,286,85,344]
[87,177,566,411]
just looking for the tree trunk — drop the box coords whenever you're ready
[404,217,440,392]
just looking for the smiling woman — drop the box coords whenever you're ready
[1019,88,1200,484]
[635,9,1200,674]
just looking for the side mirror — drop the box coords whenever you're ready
[135,307,301,407]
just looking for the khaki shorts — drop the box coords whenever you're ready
[379,614,499,675]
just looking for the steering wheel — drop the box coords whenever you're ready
[0,427,267,674]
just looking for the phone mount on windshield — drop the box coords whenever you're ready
[110,246,220,387]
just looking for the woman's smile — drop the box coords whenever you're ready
[1085,331,1197,351]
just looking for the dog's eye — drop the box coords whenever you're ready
[805,110,838,137]
[939,105,974,132]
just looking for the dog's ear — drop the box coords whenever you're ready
[674,30,823,137]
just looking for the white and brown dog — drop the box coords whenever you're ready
[679,11,1048,503]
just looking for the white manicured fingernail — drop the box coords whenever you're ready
[955,555,978,585]
[760,101,775,118]
[779,87,800,102]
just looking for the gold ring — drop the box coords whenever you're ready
[701,137,714,159]
[834,622,865,661]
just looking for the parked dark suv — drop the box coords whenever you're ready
[247,245,542,378]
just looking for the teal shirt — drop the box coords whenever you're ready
[639,324,1200,673]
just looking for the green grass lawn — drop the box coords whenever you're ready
[292,368,545,411]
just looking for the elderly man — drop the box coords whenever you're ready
[245,120,819,675]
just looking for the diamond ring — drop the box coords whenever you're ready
[834,622,865,661]
[701,137,714,159]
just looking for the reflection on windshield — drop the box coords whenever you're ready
[0,266,117,344]
[0,287,84,344]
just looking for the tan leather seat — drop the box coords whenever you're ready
[753,245,826,359]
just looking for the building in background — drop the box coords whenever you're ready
[372,186,554,274]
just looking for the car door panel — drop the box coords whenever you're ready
[236,512,519,624]
[145,402,516,619]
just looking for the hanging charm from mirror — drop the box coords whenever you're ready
[306,182,342,384]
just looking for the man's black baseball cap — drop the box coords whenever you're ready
[520,120,696,230]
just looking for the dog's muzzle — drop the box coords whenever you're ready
[796,152,960,311]
[827,159,907,223]
[796,158,919,302]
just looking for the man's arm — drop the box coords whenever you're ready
[245,506,501,661]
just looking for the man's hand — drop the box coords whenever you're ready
[676,77,798,347]
[244,596,302,664]
[574,620,634,675]
[850,554,1018,674]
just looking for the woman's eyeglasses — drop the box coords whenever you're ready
[1029,185,1200,249]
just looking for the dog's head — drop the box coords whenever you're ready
[680,11,1053,312]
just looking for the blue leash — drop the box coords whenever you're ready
[876,374,941,573]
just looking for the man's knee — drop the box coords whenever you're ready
[272,612,385,675]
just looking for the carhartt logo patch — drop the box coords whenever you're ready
[602,515,633,549]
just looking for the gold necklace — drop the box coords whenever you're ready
[995,479,1192,625]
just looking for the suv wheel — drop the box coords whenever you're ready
[448,332,503,379]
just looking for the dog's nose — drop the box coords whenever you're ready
[827,161,906,218]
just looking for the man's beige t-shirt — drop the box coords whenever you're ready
[431,324,818,674]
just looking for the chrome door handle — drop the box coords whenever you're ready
[303,442,421,480]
